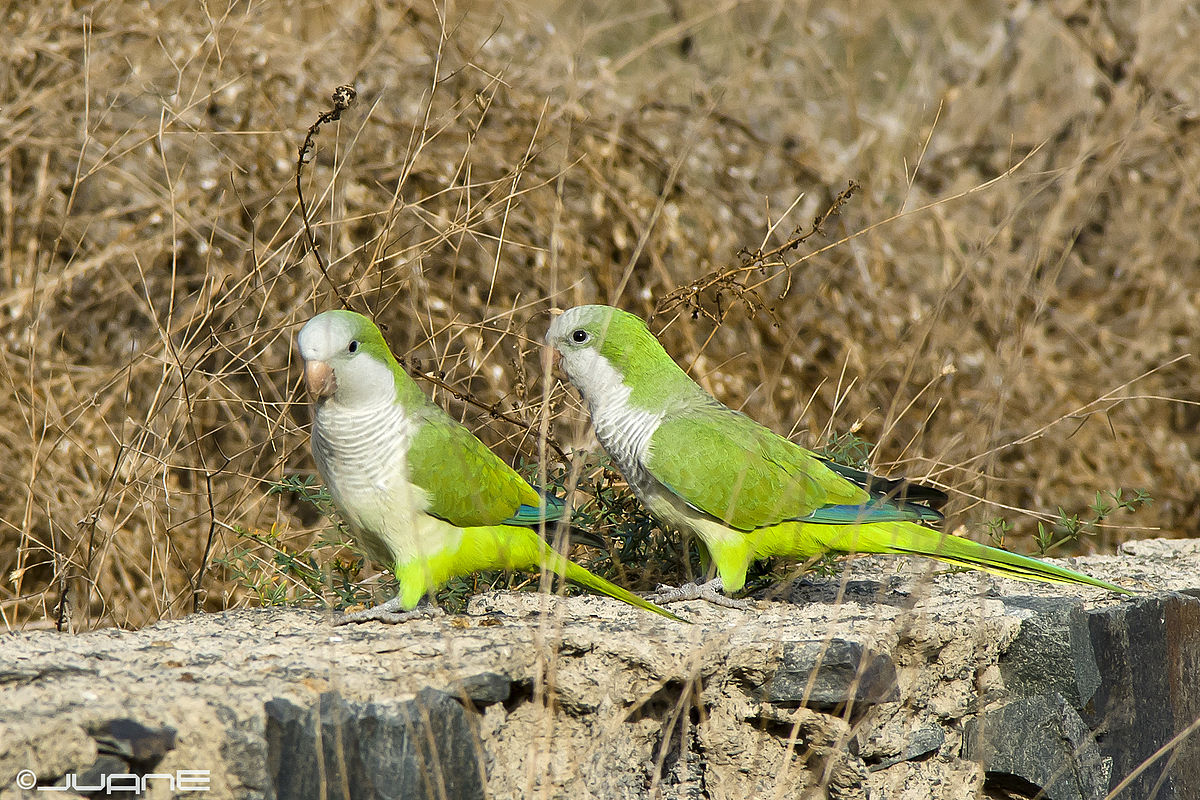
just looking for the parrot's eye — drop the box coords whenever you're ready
[348,340,359,353]
[571,329,590,344]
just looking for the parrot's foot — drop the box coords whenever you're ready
[647,578,751,610]
[335,597,445,626]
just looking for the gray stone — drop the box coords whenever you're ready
[868,726,945,771]
[264,689,484,800]
[999,596,1100,707]
[1082,594,1200,800]
[963,693,1110,800]
[761,639,900,711]
[450,672,512,707]
[903,726,944,761]
[87,718,176,767]
[75,754,132,795]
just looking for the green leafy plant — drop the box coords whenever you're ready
[984,517,1012,547]
[815,431,873,470]
[533,454,702,593]
[220,477,396,609]
[1033,488,1153,555]
[216,527,368,608]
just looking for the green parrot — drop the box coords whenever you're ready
[296,309,682,624]
[545,304,1129,607]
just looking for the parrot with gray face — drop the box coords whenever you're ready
[546,304,1129,607]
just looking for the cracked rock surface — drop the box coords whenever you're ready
[1,538,1198,799]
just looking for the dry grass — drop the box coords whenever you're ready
[1,0,1197,631]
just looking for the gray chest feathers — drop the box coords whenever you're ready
[311,399,419,513]
[590,399,664,495]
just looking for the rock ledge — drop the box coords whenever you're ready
[1,538,1197,799]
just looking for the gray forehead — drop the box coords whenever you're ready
[549,307,594,336]
[547,310,578,340]
[297,314,353,357]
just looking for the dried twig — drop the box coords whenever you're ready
[652,180,858,323]
[296,85,357,308]
[295,86,567,465]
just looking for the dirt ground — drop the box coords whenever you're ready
[2,0,1197,629]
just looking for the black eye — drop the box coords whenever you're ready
[348,340,359,353]
[571,329,589,344]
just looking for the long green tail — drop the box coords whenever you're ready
[556,555,687,622]
[527,532,687,622]
[396,526,688,622]
[811,521,1131,594]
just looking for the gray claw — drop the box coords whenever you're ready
[335,597,445,625]
[647,578,751,610]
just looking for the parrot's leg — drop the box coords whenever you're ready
[647,578,750,610]
[336,597,445,626]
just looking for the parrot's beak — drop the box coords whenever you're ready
[304,360,337,398]
[545,343,562,370]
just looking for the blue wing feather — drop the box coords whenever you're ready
[799,501,944,525]
[503,492,567,526]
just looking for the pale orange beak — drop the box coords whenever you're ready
[304,360,337,398]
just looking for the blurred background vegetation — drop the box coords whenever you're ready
[2,0,1196,630]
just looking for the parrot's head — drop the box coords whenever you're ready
[546,304,671,405]
[297,310,397,408]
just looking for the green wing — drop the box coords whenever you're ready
[406,408,543,527]
[644,408,876,531]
